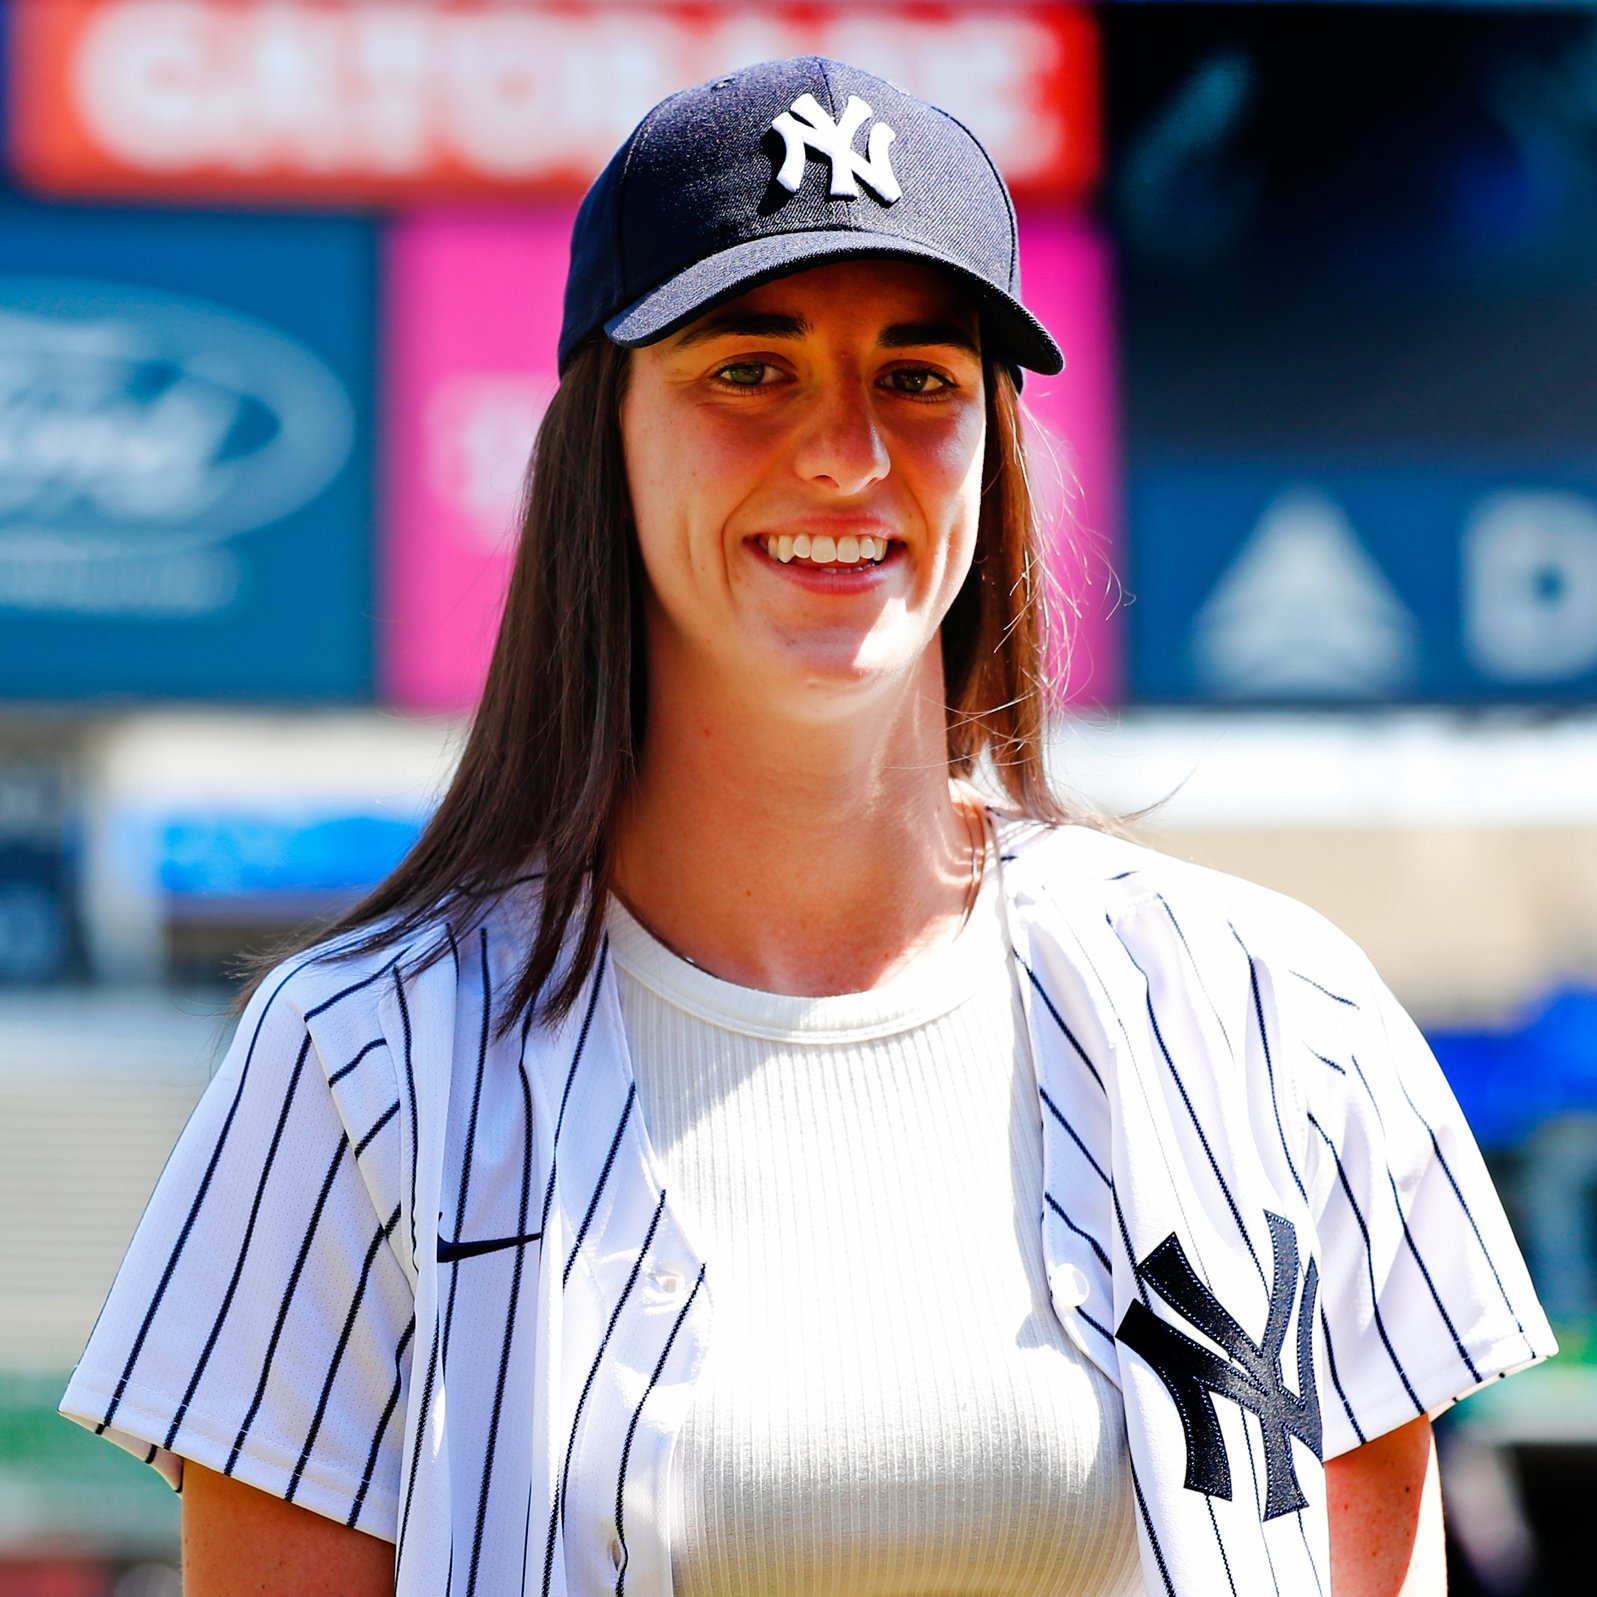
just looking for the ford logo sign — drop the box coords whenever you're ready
[0,278,355,566]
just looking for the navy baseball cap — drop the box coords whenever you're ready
[558,56,1063,378]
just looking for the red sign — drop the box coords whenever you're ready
[7,0,1098,205]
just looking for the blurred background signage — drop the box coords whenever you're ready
[6,0,1100,204]
[1128,469,1597,703]
[1108,4,1597,707]
[0,208,374,700]
[1013,210,1122,706]
[380,207,568,712]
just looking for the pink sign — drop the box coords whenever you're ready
[381,208,571,712]
[1014,207,1123,707]
[381,206,1121,712]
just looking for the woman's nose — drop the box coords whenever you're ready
[791,380,890,495]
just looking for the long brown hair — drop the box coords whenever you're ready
[258,332,1070,1033]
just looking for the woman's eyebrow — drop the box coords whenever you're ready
[672,310,809,348]
[878,320,981,356]
[669,311,979,355]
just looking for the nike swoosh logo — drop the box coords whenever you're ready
[437,1230,543,1263]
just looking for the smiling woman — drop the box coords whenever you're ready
[60,55,1552,1597]
[642,276,981,590]
[624,266,985,712]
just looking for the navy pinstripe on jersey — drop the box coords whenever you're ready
[63,819,1554,1596]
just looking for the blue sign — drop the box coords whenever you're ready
[158,810,421,900]
[1128,464,1597,704]
[0,204,374,700]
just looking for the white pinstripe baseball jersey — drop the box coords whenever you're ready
[61,816,1554,1596]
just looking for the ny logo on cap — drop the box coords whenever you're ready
[770,93,902,205]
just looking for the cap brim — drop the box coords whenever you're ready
[602,229,1064,377]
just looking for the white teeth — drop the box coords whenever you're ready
[764,532,892,566]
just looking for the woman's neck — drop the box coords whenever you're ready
[612,664,978,996]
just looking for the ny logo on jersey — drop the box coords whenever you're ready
[770,93,902,204]
[1117,1211,1323,1520]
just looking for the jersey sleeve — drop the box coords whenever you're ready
[59,955,416,1540]
[1292,934,1556,1459]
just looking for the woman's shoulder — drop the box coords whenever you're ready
[994,813,1378,990]
[244,902,489,1033]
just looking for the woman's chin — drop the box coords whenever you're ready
[756,641,932,714]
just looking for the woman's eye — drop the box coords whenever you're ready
[716,361,771,388]
[884,367,951,395]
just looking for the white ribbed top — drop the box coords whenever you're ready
[607,846,1144,1597]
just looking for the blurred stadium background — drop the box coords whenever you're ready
[0,0,1594,1592]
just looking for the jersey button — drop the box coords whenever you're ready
[1049,1262,1090,1309]
[656,1269,682,1295]
[608,1535,623,1567]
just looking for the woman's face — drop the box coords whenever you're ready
[620,257,987,719]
